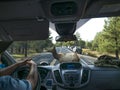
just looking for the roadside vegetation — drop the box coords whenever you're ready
[76,17,120,59]
[7,38,53,60]
[92,17,120,59]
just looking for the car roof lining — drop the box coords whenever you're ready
[0,0,120,20]
[0,0,45,20]
[83,0,120,18]
[0,0,120,41]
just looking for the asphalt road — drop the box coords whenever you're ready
[79,55,97,65]
[51,54,97,65]
[56,47,97,65]
[32,47,97,66]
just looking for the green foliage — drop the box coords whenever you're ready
[29,39,53,52]
[92,17,120,58]
[76,39,85,48]
[75,32,86,48]
[82,49,98,57]
[8,38,53,57]
[92,32,102,51]
[85,41,92,49]
[75,32,81,40]
[55,41,75,47]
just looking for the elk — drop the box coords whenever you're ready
[48,47,80,63]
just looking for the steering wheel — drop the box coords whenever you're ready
[12,66,41,90]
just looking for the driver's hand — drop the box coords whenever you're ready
[18,58,32,66]
[26,60,37,66]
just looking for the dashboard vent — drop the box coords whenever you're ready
[81,69,89,84]
[54,70,63,84]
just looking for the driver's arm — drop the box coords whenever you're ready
[26,61,38,90]
[0,58,31,76]
[0,59,37,90]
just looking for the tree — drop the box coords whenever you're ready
[75,32,81,40]
[29,38,53,53]
[102,17,120,58]
[8,37,53,57]
[75,32,85,48]
[55,41,75,47]
[86,41,92,49]
[77,39,85,48]
[92,32,104,52]
[92,17,120,58]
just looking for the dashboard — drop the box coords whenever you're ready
[37,67,51,83]
[37,62,120,90]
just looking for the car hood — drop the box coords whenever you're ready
[0,41,12,53]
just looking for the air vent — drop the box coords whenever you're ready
[81,69,89,84]
[54,70,63,84]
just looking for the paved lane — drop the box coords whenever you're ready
[79,54,97,65]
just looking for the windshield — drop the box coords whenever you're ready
[7,17,120,67]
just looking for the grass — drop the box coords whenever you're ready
[12,53,40,61]
[12,54,24,60]
[82,49,100,57]
[82,49,120,58]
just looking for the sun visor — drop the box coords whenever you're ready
[0,19,49,41]
[0,0,45,20]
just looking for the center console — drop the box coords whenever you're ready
[53,62,90,89]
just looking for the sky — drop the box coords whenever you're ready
[75,18,106,41]
[50,18,106,43]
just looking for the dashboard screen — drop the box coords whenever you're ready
[67,64,75,69]
[60,63,81,70]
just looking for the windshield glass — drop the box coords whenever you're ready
[7,17,120,67]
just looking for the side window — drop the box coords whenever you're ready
[0,54,6,69]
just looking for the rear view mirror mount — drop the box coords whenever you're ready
[55,35,77,42]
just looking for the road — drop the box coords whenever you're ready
[33,54,97,65]
[79,55,97,65]
[32,47,97,65]
[51,54,97,65]
[56,47,97,65]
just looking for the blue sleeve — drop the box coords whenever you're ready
[0,76,32,90]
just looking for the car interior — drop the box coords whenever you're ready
[0,0,120,90]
